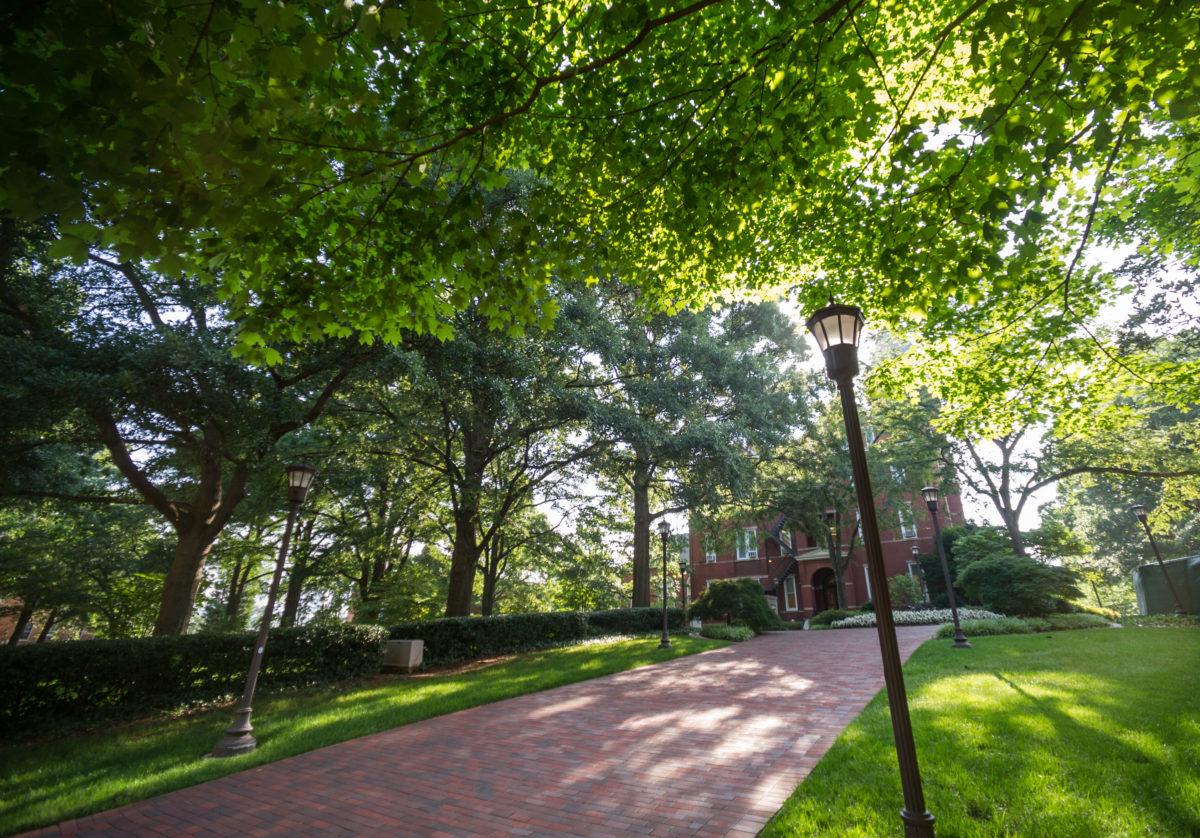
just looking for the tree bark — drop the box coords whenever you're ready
[153,528,216,636]
[7,597,37,645]
[1001,509,1027,557]
[631,458,652,608]
[36,609,58,642]
[480,571,498,616]
[279,550,307,628]
[445,402,493,617]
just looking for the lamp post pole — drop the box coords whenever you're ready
[679,560,689,610]
[1131,504,1187,616]
[213,464,316,757]
[823,508,840,609]
[808,302,935,838]
[923,487,969,648]
[658,520,672,648]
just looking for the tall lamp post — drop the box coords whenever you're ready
[213,464,317,757]
[678,559,690,610]
[807,301,935,837]
[1131,503,1187,616]
[657,520,672,648]
[823,508,840,608]
[922,486,969,649]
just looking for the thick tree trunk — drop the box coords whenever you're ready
[36,609,58,642]
[446,512,482,616]
[7,597,37,645]
[1002,510,1027,557]
[279,551,307,628]
[224,557,245,622]
[153,528,216,636]
[832,562,847,610]
[480,571,498,616]
[631,459,652,608]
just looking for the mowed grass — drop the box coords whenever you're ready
[2,634,723,836]
[764,628,1200,837]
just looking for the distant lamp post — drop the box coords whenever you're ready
[213,464,317,757]
[678,559,689,609]
[808,301,935,837]
[823,508,840,608]
[922,486,969,649]
[657,520,672,648]
[1130,503,1187,616]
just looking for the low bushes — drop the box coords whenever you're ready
[933,612,1113,639]
[809,608,857,627]
[1122,614,1200,628]
[1073,603,1121,621]
[700,624,755,642]
[389,607,686,666]
[829,608,1003,629]
[0,623,388,735]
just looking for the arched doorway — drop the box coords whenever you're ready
[812,567,839,613]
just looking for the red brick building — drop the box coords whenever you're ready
[685,492,965,621]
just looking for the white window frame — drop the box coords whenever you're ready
[18,620,34,641]
[898,507,917,540]
[783,575,798,611]
[736,527,758,560]
[779,528,792,550]
[704,538,717,563]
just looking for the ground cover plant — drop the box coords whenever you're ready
[933,613,1111,639]
[0,635,723,836]
[763,628,1200,837]
[829,608,1002,628]
[699,624,755,642]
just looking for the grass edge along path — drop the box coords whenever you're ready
[763,627,1200,837]
[3,634,724,836]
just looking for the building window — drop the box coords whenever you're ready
[780,528,792,550]
[703,538,717,563]
[783,575,798,611]
[898,507,917,539]
[736,527,758,560]
[855,510,862,540]
[18,621,33,642]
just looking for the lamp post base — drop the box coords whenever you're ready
[659,636,672,649]
[951,630,971,649]
[901,807,936,837]
[212,707,256,757]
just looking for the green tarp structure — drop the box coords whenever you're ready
[1133,556,1199,615]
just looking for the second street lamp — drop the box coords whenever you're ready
[678,559,689,609]
[808,301,935,838]
[1131,503,1187,616]
[212,463,317,757]
[657,519,672,648]
[922,486,970,649]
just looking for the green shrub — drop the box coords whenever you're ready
[1043,613,1112,631]
[1072,603,1120,621]
[700,624,755,642]
[809,608,858,627]
[887,574,923,609]
[933,613,1112,639]
[1122,614,1200,628]
[0,623,388,735]
[688,578,780,631]
[774,621,806,630]
[934,617,1033,638]
[389,608,686,666]
[958,554,1081,616]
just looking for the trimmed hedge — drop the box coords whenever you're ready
[0,623,388,735]
[933,613,1112,639]
[700,624,755,642]
[809,608,858,627]
[389,607,686,666]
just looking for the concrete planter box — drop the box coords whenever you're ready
[383,639,424,673]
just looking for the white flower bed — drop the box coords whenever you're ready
[830,608,1003,629]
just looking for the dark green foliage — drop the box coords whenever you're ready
[389,608,686,666]
[809,608,858,627]
[699,625,754,642]
[687,578,779,632]
[0,624,388,734]
[958,554,1081,616]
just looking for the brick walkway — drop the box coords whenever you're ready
[32,626,935,838]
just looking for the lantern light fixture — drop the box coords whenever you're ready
[286,464,318,506]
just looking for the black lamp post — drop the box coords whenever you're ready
[657,519,672,648]
[213,464,317,757]
[678,559,689,609]
[922,486,969,649]
[1131,503,1187,616]
[823,508,840,608]
[808,301,935,837]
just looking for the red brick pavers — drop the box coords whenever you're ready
[28,626,936,838]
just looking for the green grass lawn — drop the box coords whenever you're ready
[2,634,722,836]
[764,628,1200,837]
